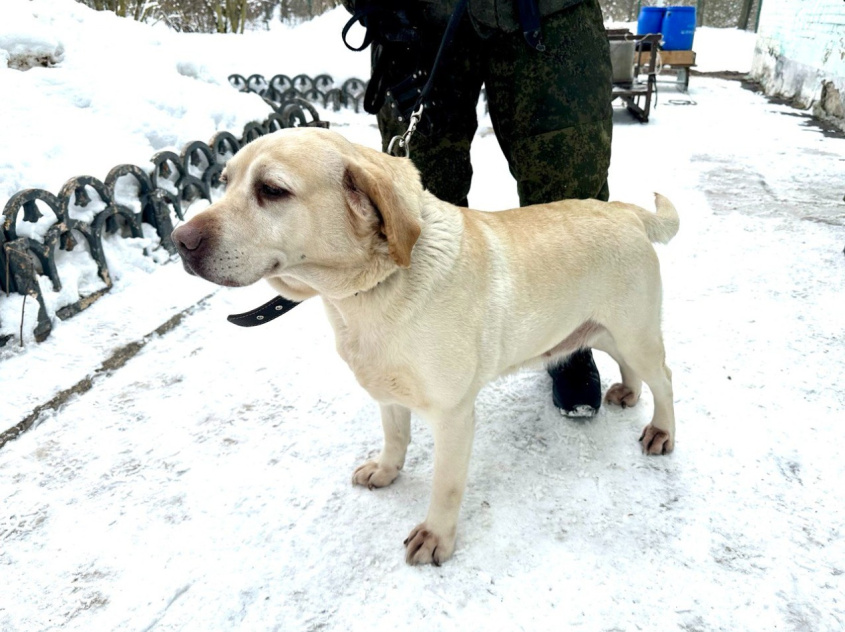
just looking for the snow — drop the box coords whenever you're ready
[692,26,757,73]
[0,1,64,70]
[2,2,845,631]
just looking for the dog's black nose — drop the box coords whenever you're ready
[172,223,203,252]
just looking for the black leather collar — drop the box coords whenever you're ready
[227,295,300,327]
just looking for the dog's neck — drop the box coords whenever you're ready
[325,195,464,325]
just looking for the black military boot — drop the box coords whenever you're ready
[548,348,602,417]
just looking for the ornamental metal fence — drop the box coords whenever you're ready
[228,73,368,112]
[0,87,342,347]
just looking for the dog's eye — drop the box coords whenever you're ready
[260,183,289,199]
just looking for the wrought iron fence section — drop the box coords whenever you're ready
[1,99,326,346]
[229,73,368,113]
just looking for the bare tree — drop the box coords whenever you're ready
[76,0,342,32]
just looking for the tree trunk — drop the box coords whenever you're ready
[738,0,753,30]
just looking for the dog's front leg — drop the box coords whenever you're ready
[405,404,476,566]
[352,403,411,489]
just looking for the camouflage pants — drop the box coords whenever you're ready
[376,0,612,207]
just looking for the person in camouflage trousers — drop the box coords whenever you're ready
[345,0,613,416]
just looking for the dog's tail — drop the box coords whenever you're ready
[634,193,679,244]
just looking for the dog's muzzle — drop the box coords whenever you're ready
[171,223,209,278]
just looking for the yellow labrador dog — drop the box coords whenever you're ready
[172,127,679,566]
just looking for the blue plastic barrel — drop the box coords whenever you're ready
[662,6,696,50]
[637,6,666,35]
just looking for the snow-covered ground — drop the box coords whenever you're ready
[2,2,845,631]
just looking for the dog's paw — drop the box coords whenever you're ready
[404,523,455,566]
[605,383,640,408]
[352,460,400,490]
[639,424,674,455]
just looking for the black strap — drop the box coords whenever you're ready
[344,0,469,119]
[342,4,421,51]
[517,0,546,51]
[410,0,469,115]
[341,5,381,51]
[227,295,300,327]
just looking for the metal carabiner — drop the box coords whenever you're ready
[387,103,425,158]
[387,134,408,158]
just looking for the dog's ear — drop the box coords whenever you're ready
[343,155,421,268]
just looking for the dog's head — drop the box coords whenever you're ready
[171,127,423,300]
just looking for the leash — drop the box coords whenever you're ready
[382,0,543,155]
[386,0,468,158]
[517,0,546,51]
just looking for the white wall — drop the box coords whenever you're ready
[751,0,845,120]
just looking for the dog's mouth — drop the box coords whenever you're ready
[179,257,198,277]
[177,251,278,289]
[176,251,235,287]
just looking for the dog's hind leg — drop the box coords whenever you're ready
[592,330,643,409]
[352,403,411,489]
[595,328,675,455]
[637,358,675,455]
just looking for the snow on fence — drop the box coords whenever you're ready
[0,75,368,347]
